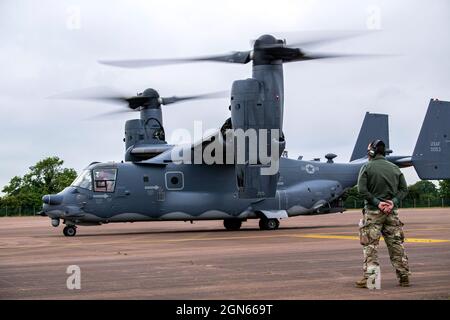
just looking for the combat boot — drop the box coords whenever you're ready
[355,277,368,288]
[399,275,410,287]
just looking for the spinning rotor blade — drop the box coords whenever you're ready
[84,108,135,121]
[49,86,229,118]
[284,51,395,63]
[271,30,376,49]
[254,30,388,62]
[100,30,388,69]
[160,90,229,105]
[99,51,251,68]
[48,86,155,110]
[48,86,131,105]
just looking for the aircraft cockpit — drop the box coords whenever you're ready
[71,168,117,193]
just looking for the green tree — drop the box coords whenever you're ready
[342,185,360,200]
[0,157,77,210]
[342,185,364,208]
[407,180,439,201]
[439,180,450,198]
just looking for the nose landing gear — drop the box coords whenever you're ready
[51,218,60,227]
[63,225,77,237]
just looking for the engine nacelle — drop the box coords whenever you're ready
[124,119,146,151]
[230,78,285,199]
[124,117,167,162]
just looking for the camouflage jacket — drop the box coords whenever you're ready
[357,155,408,210]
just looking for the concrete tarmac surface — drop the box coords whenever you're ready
[1,208,449,299]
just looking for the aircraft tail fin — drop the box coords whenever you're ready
[350,112,389,161]
[412,99,450,179]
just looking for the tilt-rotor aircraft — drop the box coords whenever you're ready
[42,34,450,236]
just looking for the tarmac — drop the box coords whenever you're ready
[0,208,449,299]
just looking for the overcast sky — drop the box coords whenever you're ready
[1,0,449,191]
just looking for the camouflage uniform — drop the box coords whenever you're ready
[357,154,410,281]
[359,208,410,279]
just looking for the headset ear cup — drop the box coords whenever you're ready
[368,139,381,157]
[367,142,373,157]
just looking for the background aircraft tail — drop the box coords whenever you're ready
[412,99,450,179]
[350,112,389,161]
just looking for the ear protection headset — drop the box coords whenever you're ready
[368,139,385,157]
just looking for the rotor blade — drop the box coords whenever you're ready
[275,30,378,49]
[284,51,397,63]
[126,96,150,109]
[99,51,251,68]
[47,86,130,105]
[160,90,229,105]
[83,108,137,121]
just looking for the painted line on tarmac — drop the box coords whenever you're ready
[313,226,450,235]
[293,234,450,243]
[5,232,448,250]
[164,234,282,242]
[161,233,450,244]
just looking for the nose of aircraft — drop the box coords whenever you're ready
[42,194,63,205]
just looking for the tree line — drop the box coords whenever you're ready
[0,157,77,212]
[343,180,450,208]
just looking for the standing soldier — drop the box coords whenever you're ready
[356,139,410,288]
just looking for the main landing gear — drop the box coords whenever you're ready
[63,225,77,237]
[223,218,280,231]
[259,218,280,230]
[223,219,242,231]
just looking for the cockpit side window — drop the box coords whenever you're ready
[93,169,117,193]
[71,170,93,190]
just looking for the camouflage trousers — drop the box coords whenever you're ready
[359,209,410,279]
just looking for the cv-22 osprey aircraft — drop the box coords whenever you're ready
[42,34,450,236]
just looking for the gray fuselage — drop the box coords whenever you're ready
[43,157,363,225]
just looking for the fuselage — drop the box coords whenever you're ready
[42,157,364,225]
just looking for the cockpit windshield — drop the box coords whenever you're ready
[71,170,93,190]
[71,168,118,192]
[93,168,117,193]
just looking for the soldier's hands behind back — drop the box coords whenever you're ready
[384,200,394,214]
[378,201,394,214]
[378,201,390,214]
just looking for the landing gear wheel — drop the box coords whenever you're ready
[259,218,279,230]
[63,225,77,237]
[223,219,242,231]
